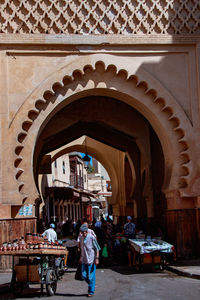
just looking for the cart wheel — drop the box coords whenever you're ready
[46,269,57,296]
[11,281,24,297]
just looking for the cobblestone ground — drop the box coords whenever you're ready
[0,266,200,300]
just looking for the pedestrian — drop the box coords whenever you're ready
[105,218,114,266]
[61,219,71,237]
[77,218,96,244]
[42,223,57,243]
[79,224,100,297]
[123,216,136,266]
[56,220,63,237]
[75,219,82,238]
[124,216,136,239]
[93,221,106,267]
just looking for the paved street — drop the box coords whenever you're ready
[0,266,200,300]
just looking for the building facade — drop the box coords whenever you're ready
[0,1,200,263]
[40,152,91,225]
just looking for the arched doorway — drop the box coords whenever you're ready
[11,58,193,256]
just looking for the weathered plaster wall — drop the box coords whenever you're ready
[6,47,196,125]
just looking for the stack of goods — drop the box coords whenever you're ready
[0,233,66,251]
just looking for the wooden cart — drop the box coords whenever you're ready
[129,239,173,272]
[0,248,68,297]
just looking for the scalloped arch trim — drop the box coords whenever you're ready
[13,60,191,202]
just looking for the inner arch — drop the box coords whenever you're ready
[34,95,165,220]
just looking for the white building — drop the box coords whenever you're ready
[87,158,112,220]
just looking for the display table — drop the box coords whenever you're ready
[129,239,173,254]
[129,239,174,271]
[0,248,68,256]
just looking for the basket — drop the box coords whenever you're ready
[14,265,40,282]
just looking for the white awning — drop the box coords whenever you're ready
[90,197,97,202]
[73,191,80,197]
[81,196,90,202]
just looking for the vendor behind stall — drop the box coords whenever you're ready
[123,216,136,267]
[42,223,57,243]
[124,216,136,239]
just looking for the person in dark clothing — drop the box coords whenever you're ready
[114,222,122,234]
[93,222,106,267]
[93,224,106,249]
[105,219,114,266]
[75,219,82,238]
[62,219,73,237]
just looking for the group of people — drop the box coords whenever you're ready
[75,216,137,296]
[75,216,136,297]
[42,216,164,297]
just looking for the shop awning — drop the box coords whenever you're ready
[81,196,90,202]
[45,186,97,204]
[45,186,80,200]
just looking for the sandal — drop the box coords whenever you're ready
[87,294,93,297]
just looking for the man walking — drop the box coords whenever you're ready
[79,224,100,297]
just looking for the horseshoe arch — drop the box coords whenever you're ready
[11,56,192,205]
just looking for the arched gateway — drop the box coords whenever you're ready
[0,1,200,269]
[13,57,191,200]
[4,55,197,259]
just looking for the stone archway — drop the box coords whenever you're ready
[11,55,192,205]
[49,137,120,210]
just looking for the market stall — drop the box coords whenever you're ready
[0,248,68,297]
[0,232,69,297]
[129,238,175,271]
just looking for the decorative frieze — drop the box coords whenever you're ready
[0,0,199,35]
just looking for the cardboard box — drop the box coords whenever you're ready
[14,265,40,282]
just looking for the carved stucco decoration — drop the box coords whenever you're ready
[11,56,192,204]
[0,0,199,35]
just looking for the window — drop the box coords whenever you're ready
[62,161,65,174]
[54,160,57,168]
